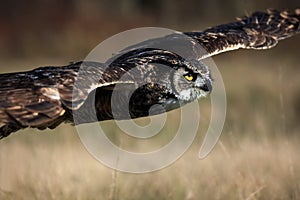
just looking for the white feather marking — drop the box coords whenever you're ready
[87,81,136,93]
[179,89,194,101]
[199,43,246,60]
[41,88,60,100]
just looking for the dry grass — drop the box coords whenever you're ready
[1,131,299,200]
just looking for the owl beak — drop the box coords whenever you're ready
[200,84,210,92]
[199,80,212,93]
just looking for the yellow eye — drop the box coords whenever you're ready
[184,73,195,81]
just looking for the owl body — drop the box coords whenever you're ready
[0,8,299,139]
[0,50,211,137]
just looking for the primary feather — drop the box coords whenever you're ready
[185,9,300,58]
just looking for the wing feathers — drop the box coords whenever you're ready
[184,8,299,58]
[0,61,136,137]
[1,88,65,127]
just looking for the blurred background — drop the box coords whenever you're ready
[0,0,299,199]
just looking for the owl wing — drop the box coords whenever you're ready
[0,61,136,138]
[108,9,299,62]
[0,88,65,127]
[184,9,300,58]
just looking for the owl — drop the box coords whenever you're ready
[0,9,299,139]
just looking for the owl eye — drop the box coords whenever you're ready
[184,73,196,81]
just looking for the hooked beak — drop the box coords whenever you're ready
[198,78,212,94]
[200,81,212,93]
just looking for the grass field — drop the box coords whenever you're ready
[0,4,300,198]
[0,134,300,200]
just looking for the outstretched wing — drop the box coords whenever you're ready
[0,88,65,128]
[0,80,66,139]
[0,61,136,138]
[184,9,300,58]
[109,9,299,62]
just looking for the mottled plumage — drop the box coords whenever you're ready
[0,8,299,139]
[186,9,300,58]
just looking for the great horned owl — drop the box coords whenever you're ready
[0,9,299,139]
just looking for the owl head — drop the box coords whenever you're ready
[170,58,212,102]
[110,48,212,113]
